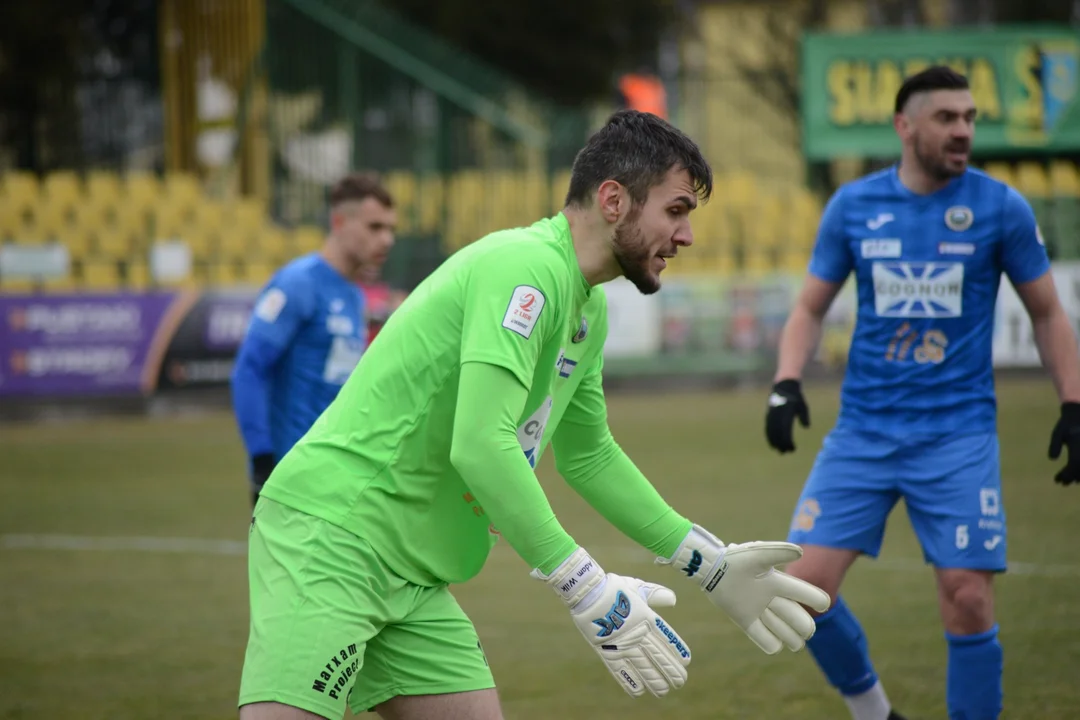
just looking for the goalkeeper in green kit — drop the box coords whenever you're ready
[239,110,831,720]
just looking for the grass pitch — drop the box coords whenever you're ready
[2,376,1078,719]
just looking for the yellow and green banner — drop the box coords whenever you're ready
[801,26,1080,159]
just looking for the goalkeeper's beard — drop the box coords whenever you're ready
[612,214,660,296]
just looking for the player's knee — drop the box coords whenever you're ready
[784,547,857,613]
[938,572,995,634]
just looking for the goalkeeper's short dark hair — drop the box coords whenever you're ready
[895,66,970,114]
[564,109,712,209]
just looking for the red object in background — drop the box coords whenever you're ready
[359,281,409,343]
[359,281,391,342]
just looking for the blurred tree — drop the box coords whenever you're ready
[948,0,1079,24]
[0,0,82,170]
[0,0,158,172]
[373,0,680,106]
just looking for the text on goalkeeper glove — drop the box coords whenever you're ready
[531,547,691,698]
[657,525,831,655]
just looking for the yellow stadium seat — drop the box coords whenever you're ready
[54,225,94,260]
[34,195,81,242]
[164,171,203,205]
[743,248,775,276]
[195,200,227,235]
[445,171,485,251]
[219,230,251,261]
[13,211,48,243]
[0,275,35,293]
[788,189,824,251]
[86,171,122,205]
[124,172,162,212]
[126,261,151,290]
[982,162,1015,188]
[293,226,323,254]
[1049,161,1080,198]
[749,195,786,251]
[416,175,445,233]
[230,198,267,234]
[114,204,152,242]
[206,261,243,287]
[41,274,76,293]
[384,172,417,231]
[75,195,113,238]
[155,272,196,290]
[1014,162,1050,198]
[782,248,811,274]
[81,260,121,290]
[243,259,277,287]
[3,171,40,205]
[153,201,193,240]
[550,169,572,214]
[42,171,83,204]
[181,227,217,261]
[1,172,40,241]
[94,229,132,259]
[256,226,290,263]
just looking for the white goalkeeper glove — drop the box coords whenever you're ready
[656,524,831,655]
[531,547,691,698]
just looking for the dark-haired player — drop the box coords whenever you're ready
[230,173,397,507]
[237,110,830,720]
[765,66,1080,720]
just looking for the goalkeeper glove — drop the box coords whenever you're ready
[1049,402,1080,486]
[532,547,691,698]
[765,379,810,453]
[657,525,830,655]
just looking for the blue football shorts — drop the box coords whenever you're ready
[786,428,1006,571]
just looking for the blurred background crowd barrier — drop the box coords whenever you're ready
[3,0,1080,409]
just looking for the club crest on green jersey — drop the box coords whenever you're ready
[572,316,588,343]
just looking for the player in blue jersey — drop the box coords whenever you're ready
[231,173,397,506]
[764,67,1080,720]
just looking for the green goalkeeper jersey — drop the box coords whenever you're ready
[260,213,611,587]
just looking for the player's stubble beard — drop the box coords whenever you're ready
[914,131,970,181]
[612,207,661,295]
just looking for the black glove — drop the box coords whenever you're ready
[250,453,277,506]
[1048,402,1080,485]
[765,379,810,454]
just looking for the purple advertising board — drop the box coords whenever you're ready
[0,285,393,398]
[0,292,201,397]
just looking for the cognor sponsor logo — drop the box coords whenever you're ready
[873,262,964,318]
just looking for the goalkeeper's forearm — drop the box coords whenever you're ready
[554,424,691,559]
[449,361,579,575]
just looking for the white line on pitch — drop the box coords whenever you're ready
[3,534,1079,579]
[0,533,247,555]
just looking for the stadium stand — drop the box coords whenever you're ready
[1,162,1075,293]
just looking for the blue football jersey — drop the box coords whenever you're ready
[236,253,368,460]
[809,166,1050,436]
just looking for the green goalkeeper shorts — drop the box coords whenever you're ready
[239,498,496,718]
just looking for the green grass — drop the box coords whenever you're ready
[1,376,1078,719]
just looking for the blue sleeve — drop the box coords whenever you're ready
[245,270,315,352]
[1000,186,1051,286]
[230,334,288,457]
[229,270,314,458]
[807,187,854,283]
